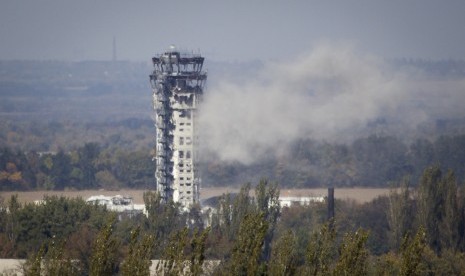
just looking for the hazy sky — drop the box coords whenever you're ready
[1,0,465,61]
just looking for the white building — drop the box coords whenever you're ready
[86,195,146,216]
[150,47,206,208]
[278,196,325,207]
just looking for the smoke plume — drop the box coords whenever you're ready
[198,44,465,163]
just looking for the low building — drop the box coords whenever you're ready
[86,195,146,217]
[279,196,325,207]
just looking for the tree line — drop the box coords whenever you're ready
[2,134,465,191]
[202,134,465,188]
[2,167,465,275]
[0,143,153,191]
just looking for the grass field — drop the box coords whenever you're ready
[0,187,391,205]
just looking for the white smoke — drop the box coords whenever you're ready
[199,44,465,163]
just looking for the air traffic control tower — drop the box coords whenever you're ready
[150,47,206,207]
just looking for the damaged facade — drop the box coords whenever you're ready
[150,47,206,208]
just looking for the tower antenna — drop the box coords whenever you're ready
[112,36,117,62]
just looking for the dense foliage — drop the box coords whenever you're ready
[0,143,153,190]
[2,134,465,191]
[2,170,465,275]
[203,134,465,188]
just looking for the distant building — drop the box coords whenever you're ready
[278,196,325,207]
[86,195,146,217]
[150,47,207,208]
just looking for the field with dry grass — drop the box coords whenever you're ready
[0,187,391,205]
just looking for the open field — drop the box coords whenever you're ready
[0,187,391,205]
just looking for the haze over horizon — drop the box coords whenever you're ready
[2,0,465,164]
[1,0,465,62]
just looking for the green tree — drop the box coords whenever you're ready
[229,212,269,276]
[268,230,297,276]
[89,216,119,276]
[440,170,460,251]
[44,239,80,276]
[415,165,460,254]
[399,227,426,276]
[190,227,211,276]
[6,194,21,240]
[333,228,369,276]
[157,227,189,276]
[23,238,79,276]
[24,244,45,276]
[230,183,253,240]
[255,179,280,262]
[305,221,336,276]
[387,178,413,251]
[417,165,443,254]
[218,193,232,236]
[143,191,183,252]
[121,226,154,276]
[156,226,210,276]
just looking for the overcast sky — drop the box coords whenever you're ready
[1,0,465,62]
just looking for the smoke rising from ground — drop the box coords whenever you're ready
[199,44,465,163]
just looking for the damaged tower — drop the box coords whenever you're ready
[150,47,206,207]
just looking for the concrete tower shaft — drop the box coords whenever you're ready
[149,49,206,207]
